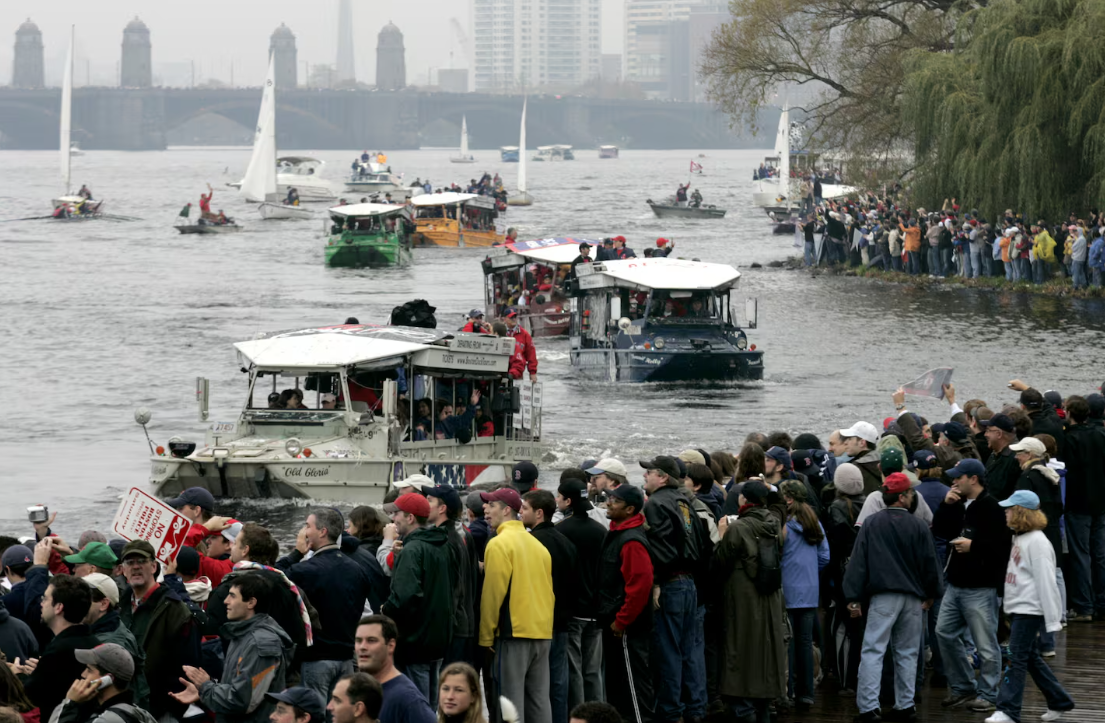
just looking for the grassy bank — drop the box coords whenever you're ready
[770,257,1105,299]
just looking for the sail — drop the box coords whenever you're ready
[518,99,528,193]
[60,26,73,194]
[460,115,469,156]
[778,105,790,208]
[239,54,278,203]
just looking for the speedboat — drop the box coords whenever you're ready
[569,258,763,382]
[482,237,595,338]
[646,198,726,219]
[500,146,520,162]
[229,158,337,202]
[325,202,413,267]
[345,162,403,193]
[142,323,542,503]
[410,192,505,248]
[176,221,241,234]
[599,145,619,159]
[533,145,574,161]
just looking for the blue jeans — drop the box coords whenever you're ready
[960,250,972,277]
[941,248,954,275]
[891,253,903,272]
[928,246,942,276]
[936,585,1001,702]
[787,608,816,703]
[402,659,442,708]
[907,251,921,275]
[1072,260,1088,288]
[550,631,569,723]
[1033,259,1050,283]
[981,247,994,275]
[996,614,1074,722]
[857,592,923,714]
[652,577,706,721]
[969,246,982,278]
[301,659,355,707]
[804,240,815,267]
[1005,259,1015,281]
[1066,512,1105,615]
[1093,268,1103,287]
[917,594,944,686]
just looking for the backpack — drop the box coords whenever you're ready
[753,531,783,596]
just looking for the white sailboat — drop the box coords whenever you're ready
[507,99,534,206]
[241,55,312,220]
[450,115,476,164]
[51,27,102,217]
[752,102,854,211]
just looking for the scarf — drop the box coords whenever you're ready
[233,561,313,646]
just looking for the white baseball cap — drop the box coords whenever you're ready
[83,572,120,606]
[587,458,628,477]
[395,474,435,491]
[839,421,879,445]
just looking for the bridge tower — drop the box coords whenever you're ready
[120,17,152,88]
[337,0,355,83]
[12,19,44,89]
[376,23,406,91]
[270,24,298,89]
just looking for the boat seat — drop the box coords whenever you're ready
[351,401,369,413]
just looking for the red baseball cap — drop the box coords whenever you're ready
[882,472,911,494]
[384,491,431,518]
[479,488,522,512]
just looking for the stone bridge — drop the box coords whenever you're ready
[0,88,776,151]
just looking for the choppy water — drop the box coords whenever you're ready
[4,147,1104,543]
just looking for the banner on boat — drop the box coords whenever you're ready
[112,487,191,563]
[901,367,955,400]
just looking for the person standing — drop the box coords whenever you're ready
[987,491,1076,723]
[81,574,148,708]
[425,485,478,671]
[981,413,1023,501]
[327,674,384,723]
[569,243,593,283]
[380,493,454,706]
[478,488,553,723]
[504,310,538,381]
[1059,396,1105,623]
[639,456,707,723]
[597,485,654,723]
[843,473,943,723]
[354,616,436,723]
[932,459,1011,713]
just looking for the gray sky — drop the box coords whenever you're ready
[3,0,626,87]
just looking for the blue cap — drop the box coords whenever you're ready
[266,687,326,723]
[999,489,1040,510]
[946,458,986,481]
[912,449,938,470]
[166,487,216,511]
[607,484,645,511]
[765,446,792,470]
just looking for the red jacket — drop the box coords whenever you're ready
[197,554,234,589]
[508,338,527,379]
[610,514,653,630]
[508,326,538,376]
[183,522,215,549]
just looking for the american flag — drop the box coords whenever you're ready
[425,463,469,489]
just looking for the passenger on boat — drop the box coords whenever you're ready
[461,309,491,333]
[216,210,231,225]
[434,390,480,439]
[594,238,614,261]
[285,187,300,206]
[675,183,690,206]
[504,309,538,381]
[361,150,371,163]
[320,393,337,410]
[690,189,703,208]
[569,242,593,281]
[179,202,192,219]
[411,177,422,188]
[267,392,283,409]
[688,297,710,318]
[78,184,93,201]
[655,238,674,257]
[613,236,636,259]
[280,389,307,409]
[53,204,70,219]
[199,183,215,221]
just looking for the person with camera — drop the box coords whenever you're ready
[48,643,156,723]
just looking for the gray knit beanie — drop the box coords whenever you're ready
[834,462,864,496]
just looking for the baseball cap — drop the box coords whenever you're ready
[394,474,435,492]
[979,413,1015,433]
[1009,437,1047,456]
[426,485,462,513]
[606,484,645,511]
[1019,388,1044,409]
[1043,390,1063,409]
[839,421,879,444]
[578,242,592,250]
[677,449,706,466]
[1000,489,1041,510]
[75,643,134,682]
[879,446,905,473]
[83,573,120,606]
[912,449,938,470]
[765,446,792,470]
[64,541,118,570]
[656,238,670,247]
[1,545,33,570]
[512,461,539,490]
[468,308,485,318]
[578,459,598,474]
[557,478,588,502]
[639,455,682,480]
[166,487,216,511]
[933,421,970,444]
[882,472,911,494]
[478,487,523,512]
[221,521,244,543]
[587,458,628,477]
[176,546,201,576]
[320,393,336,404]
[945,458,986,480]
[120,539,156,561]
[504,307,519,318]
[267,687,327,723]
[383,492,431,518]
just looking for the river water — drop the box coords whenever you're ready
[4,147,1104,542]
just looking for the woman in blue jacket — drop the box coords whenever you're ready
[780,480,830,710]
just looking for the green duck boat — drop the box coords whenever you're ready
[326,203,413,268]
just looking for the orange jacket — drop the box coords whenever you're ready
[900,224,922,253]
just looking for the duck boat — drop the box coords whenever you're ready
[410,192,504,248]
[143,323,542,503]
[325,202,413,268]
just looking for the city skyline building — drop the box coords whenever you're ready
[336,0,355,82]
[120,16,152,88]
[376,22,406,90]
[12,18,44,88]
[624,0,730,100]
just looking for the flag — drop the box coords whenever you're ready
[690,161,703,173]
[901,368,955,399]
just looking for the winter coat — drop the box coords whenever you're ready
[340,533,391,614]
[48,691,157,723]
[897,412,978,484]
[715,506,787,700]
[931,490,1011,591]
[1062,422,1105,515]
[843,508,942,602]
[276,546,372,663]
[479,520,553,646]
[1089,237,1105,271]
[440,521,479,641]
[643,485,706,583]
[119,584,200,721]
[1015,464,1064,564]
[380,524,455,665]
[198,614,294,723]
[596,513,653,632]
[985,446,1022,502]
[1,565,51,651]
[781,518,829,609]
[0,599,37,663]
[24,625,103,722]
[849,448,884,496]
[1072,232,1088,262]
[900,224,921,253]
[530,522,579,632]
[555,508,608,618]
[507,325,538,376]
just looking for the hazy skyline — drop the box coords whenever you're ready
[3,0,629,87]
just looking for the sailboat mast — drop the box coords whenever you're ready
[518,99,527,194]
[460,115,468,156]
[60,26,74,195]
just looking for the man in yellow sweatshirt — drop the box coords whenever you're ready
[478,487,554,723]
[1032,222,1057,284]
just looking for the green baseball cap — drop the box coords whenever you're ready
[64,541,119,570]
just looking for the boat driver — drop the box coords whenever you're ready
[569,242,593,281]
[320,393,337,410]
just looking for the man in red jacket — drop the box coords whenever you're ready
[598,484,654,723]
[504,309,538,381]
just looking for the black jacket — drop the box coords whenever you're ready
[643,485,705,584]
[984,446,1022,502]
[341,533,391,614]
[932,489,1011,591]
[468,518,491,561]
[0,599,37,663]
[555,510,608,618]
[23,624,102,721]
[441,521,479,640]
[1028,405,1066,450]
[1062,422,1105,515]
[1015,465,1064,563]
[530,522,579,632]
[277,546,372,662]
[1,565,51,651]
[843,508,942,602]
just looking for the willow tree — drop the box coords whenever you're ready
[700,0,970,158]
[903,0,1105,219]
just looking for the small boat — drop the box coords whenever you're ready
[51,27,104,219]
[507,100,534,206]
[259,202,313,220]
[145,323,542,504]
[599,145,619,159]
[410,192,505,248]
[570,258,763,383]
[325,202,413,267]
[500,146,520,162]
[70,143,84,157]
[345,162,403,193]
[769,210,798,234]
[176,222,242,235]
[751,103,855,209]
[533,145,574,162]
[450,116,477,164]
[274,157,336,202]
[482,237,596,338]
[646,198,726,219]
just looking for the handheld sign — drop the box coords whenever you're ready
[112,487,191,564]
[902,368,955,400]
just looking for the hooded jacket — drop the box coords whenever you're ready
[198,614,294,723]
[1034,230,1057,262]
[1089,236,1105,272]
[90,611,149,709]
[849,448,884,496]
[340,533,391,615]
[1015,463,1064,562]
[479,520,553,646]
[0,599,37,663]
[1071,230,1088,262]
[48,690,158,723]
[1027,404,1065,450]
[381,524,455,665]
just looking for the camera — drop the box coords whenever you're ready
[27,506,48,524]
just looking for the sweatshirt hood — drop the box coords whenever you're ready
[223,612,294,647]
[406,523,449,547]
[1031,463,1061,485]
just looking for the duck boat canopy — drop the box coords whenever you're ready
[410,192,495,210]
[576,257,742,292]
[484,236,592,270]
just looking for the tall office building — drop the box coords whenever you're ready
[12,19,44,89]
[625,0,729,99]
[376,23,406,90]
[270,24,298,89]
[473,0,601,91]
[336,0,355,83]
[120,17,152,88]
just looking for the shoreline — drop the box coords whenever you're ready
[770,257,1105,299]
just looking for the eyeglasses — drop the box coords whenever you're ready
[123,557,151,566]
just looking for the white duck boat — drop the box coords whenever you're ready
[450,115,477,164]
[507,99,534,206]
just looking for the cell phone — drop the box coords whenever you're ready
[726,515,739,524]
[95,675,114,690]
[27,506,48,524]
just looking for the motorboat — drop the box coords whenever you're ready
[259,203,312,220]
[507,100,534,206]
[500,146,520,162]
[143,323,543,502]
[325,202,413,267]
[533,145,573,161]
[345,162,403,193]
[599,145,619,159]
[646,198,726,219]
[176,221,242,234]
[50,28,104,219]
[70,143,84,157]
[569,258,763,382]
[450,115,477,164]
[275,158,336,202]
[482,237,596,338]
[410,192,505,248]
[752,104,855,209]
